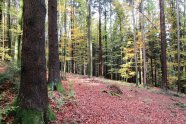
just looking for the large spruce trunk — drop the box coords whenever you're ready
[48,0,60,88]
[17,0,48,123]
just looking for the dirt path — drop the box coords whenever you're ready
[52,74,186,124]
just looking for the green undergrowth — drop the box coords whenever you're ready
[174,102,186,110]
[2,98,56,124]
[67,81,75,99]
[0,62,20,91]
[47,105,56,121]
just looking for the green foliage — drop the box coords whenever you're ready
[56,82,65,94]
[174,102,186,110]
[0,63,20,86]
[0,47,12,61]
[0,104,18,123]
[46,106,56,121]
[0,114,1,124]
[48,82,66,94]
[67,81,75,99]
[119,40,135,81]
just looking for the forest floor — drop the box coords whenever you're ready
[50,74,186,124]
[0,69,186,124]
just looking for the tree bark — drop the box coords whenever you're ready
[71,0,75,73]
[63,0,67,80]
[18,0,48,122]
[141,0,147,87]
[17,0,23,63]
[176,0,181,92]
[0,0,3,22]
[48,0,61,89]
[87,0,93,77]
[159,0,168,90]
[98,0,103,76]
[7,0,11,57]
[132,0,138,86]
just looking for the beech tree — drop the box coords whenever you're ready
[17,0,48,123]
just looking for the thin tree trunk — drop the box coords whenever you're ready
[150,57,153,85]
[104,0,108,78]
[132,0,138,86]
[17,0,23,62]
[98,0,103,76]
[2,11,5,60]
[63,0,67,80]
[0,0,3,22]
[7,0,11,57]
[71,0,75,73]
[141,0,147,87]
[176,0,181,92]
[155,61,157,86]
[87,0,93,77]
[159,0,168,90]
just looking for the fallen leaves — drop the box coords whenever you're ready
[51,74,186,124]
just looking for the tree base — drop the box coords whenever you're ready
[14,108,44,124]
[14,106,56,124]
[13,97,56,124]
[48,82,65,94]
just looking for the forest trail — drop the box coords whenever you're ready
[51,74,186,124]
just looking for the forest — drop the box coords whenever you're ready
[0,0,186,123]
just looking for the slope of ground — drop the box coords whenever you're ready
[0,66,186,124]
[52,74,186,124]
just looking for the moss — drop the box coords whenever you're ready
[0,112,2,124]
[13,105,56,124]
[56,82,65,94]
[12,97,18,106]
[14,108,44,124]
[48,82,65,94]
[48,82,54,91]
[47,105,56,121]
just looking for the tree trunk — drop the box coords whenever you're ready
[48,0,61,90]
[87,0,93,77]
[155,61,157,86]
[0,0,3,23]
[71,0,75,73]
[104,0,108,78]
[150,57,153,85]
[132,0,138,86]
[2,8,5,60]
[141,0,147,87]
[17,0,48,123]
[98,0,103,76]
[17,0,23,63]
[159,0,168,90]
[7,0,11,57]
[63,0,67,80]
[176,0,181,92]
